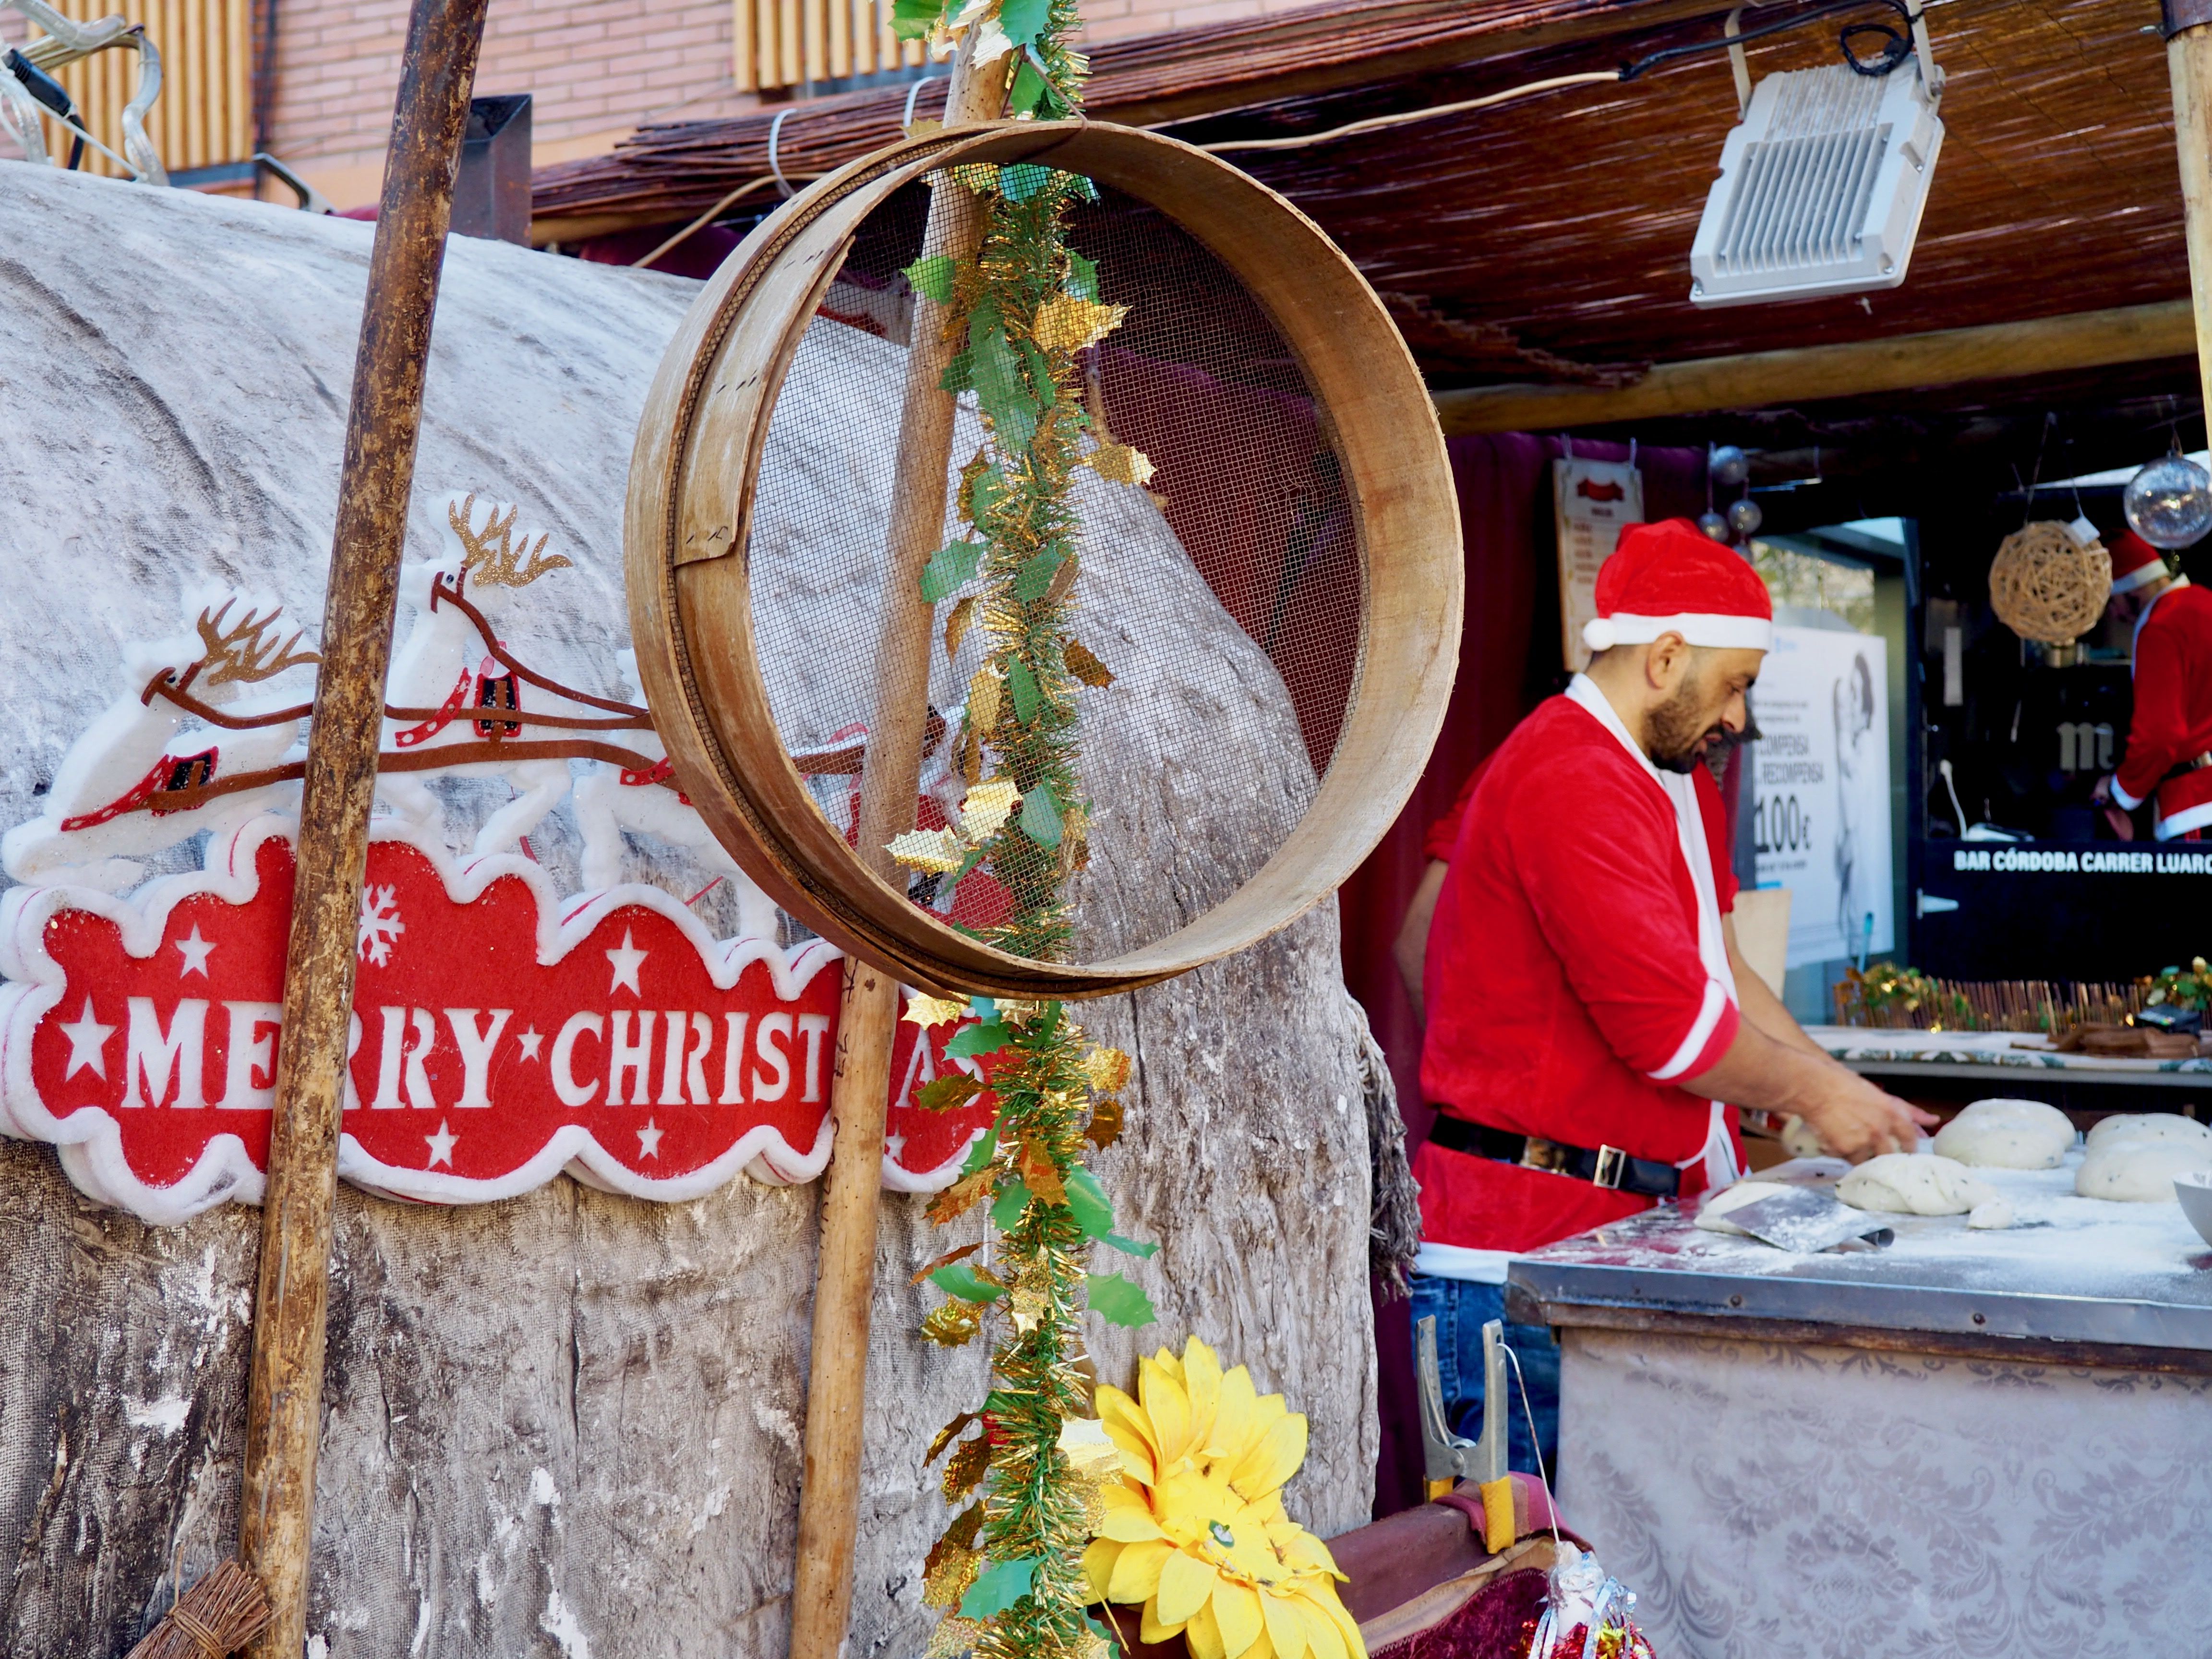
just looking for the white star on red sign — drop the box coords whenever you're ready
[605,929,647,996]
[173,926,215,978]
[57,997,113,1079]
[425,1120,457,1168]
[516,1027,543,1061]
[637,1120,663,1159]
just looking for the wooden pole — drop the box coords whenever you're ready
[235,0,488,1651]
[1429,300,2198,435]
[2168,1,2212,428]
[785,35,1010,1659]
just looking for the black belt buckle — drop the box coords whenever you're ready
[1590,1144,1627,1190]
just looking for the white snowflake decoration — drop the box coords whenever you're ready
[357,884,405,965]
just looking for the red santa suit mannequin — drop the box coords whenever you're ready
[1406,518,1928,1476]
[2096,530,2212,840]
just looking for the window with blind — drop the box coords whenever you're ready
[735,0,925,94]
[35,0,251,179]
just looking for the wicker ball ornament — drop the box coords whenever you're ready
[1988,522,2113,645]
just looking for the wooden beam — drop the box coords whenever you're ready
[2166,1,2212,424]
[1430,300,2199,434]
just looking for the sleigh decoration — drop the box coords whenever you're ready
[0,493,1003,1225]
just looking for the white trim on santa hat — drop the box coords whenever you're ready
[2111,558,2170,596]
[1582,612,1775,653]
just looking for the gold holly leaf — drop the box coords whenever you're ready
[926,1169,996,1227]
[967,666,1002,735]
[1082,1047,1132,1093]
[889,828,967,874]
[941,1429,992,1499]
[922,1505,986,1607]
[912,1242,986,1288]
[1085,1096,1125,1151]
[1010,1283,1050,1334]
[1033,297,1129,353]
[927,1411,982,1465]
[956,448,992,524]
[958,725,983,785]
[926,1616,984,1659]
[1056,1416,1122,1481]
[944,595,976,662]
[915,1073,986,1113]
[1017,1138,1067,1205]
[959,777,1021,841]
[1044,553,1078,609]
[905,994,968,1029]
[1086,443,1156,488]
[921,1302,982,1347]
[1063,640,1115,688]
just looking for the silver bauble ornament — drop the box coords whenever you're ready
[2124,453,2212,550]
[1727,497,1764,537]
[1708,444,1750,487]
[1698,510,1731,541]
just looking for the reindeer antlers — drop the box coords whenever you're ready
[448,493,574,589]
[193,599,321,687]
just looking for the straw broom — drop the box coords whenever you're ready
[123,1560,272,1659]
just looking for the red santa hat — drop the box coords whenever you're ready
[1582,517,1775,655]
[2108,528,2172,595]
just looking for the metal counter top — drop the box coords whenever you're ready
[1507,1155,2212,1357]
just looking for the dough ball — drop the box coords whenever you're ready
[1695,1180,1792,1236]
[1779,1115,1828,1159]
[2074,1138,2212,1202]
[2084,1113,2212,1150]
[1967,1196,2015,1230]
[1837,1153,1996,1216]
[1931,1098,2075,1169]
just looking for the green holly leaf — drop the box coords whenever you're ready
[969,996,998,1022]
[1020,779,1062,848]
[959,1118,1000,1176]
[939,347,973,395]
[1064,1164,1113,1238]
[947,1020,1012,1059]
[890,0,943,36]
[968,465,1003,527]
[904,253,958,302]
[1013,548,1062,602]
[1000,162,1053,203]
[1103,1233,1159,1259]
[930,1263,1001,1304]
[997,0,1050,47]
[920,540,986,602]
[1065,250,1098,301]
[1008,56,1048,116]
[961,1556,1041,1619]
[1007,657,1040,723]
[1086,1272,1155,1328]
[971,326,1038,453]
[991,1177,1031,1231]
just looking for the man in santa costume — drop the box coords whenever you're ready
[2093,529,2212,841]
[1410,518,1931,1474]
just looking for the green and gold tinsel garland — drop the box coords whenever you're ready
[885,5,1163,1658]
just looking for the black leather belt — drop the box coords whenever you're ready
[1427,1114,1681,1199]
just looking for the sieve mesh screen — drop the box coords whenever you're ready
[744,178,1363,965]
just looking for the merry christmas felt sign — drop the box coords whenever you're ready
[0,817,995,1225]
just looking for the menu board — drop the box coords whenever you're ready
[1552,457,1645,673]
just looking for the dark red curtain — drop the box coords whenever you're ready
[1353,434,1710,1519]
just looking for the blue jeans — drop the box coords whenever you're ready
[1407,1273,1560,1480]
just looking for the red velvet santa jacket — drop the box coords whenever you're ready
[2112,579,2212,838]
[1416,678,1744,1255]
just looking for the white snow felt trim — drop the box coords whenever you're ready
[0,814,865,1223]
[1586,612,1773,651]
[2157,799,2212,840]
[1410,1242,1515,1284]
[2111,776,2147,811]
[1648,977,1731,1082]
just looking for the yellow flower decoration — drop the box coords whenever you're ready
[1082,1337,1364,1659]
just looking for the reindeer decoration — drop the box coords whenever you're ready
[3,597,319,891]
[373,493,613,858]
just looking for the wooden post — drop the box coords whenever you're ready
[235,1,488,1652]
[2168,0,2212,426]
[784,35,1010,1659]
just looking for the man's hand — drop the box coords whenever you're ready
[1688,1019,1935,1162]
[2091,773,2114,806]
[1788,1066,1932,1161]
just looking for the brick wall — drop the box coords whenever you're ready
[2,0,1279,207]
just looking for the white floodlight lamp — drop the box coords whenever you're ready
[1688,4,1945,308]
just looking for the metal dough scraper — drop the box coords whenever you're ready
[1724,1188,1895,1253]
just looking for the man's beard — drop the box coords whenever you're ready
[1648,675,1728,774]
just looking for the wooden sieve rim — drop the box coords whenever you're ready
[625,120,1462,999]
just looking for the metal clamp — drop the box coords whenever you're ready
[1415,1315,1506,1499]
